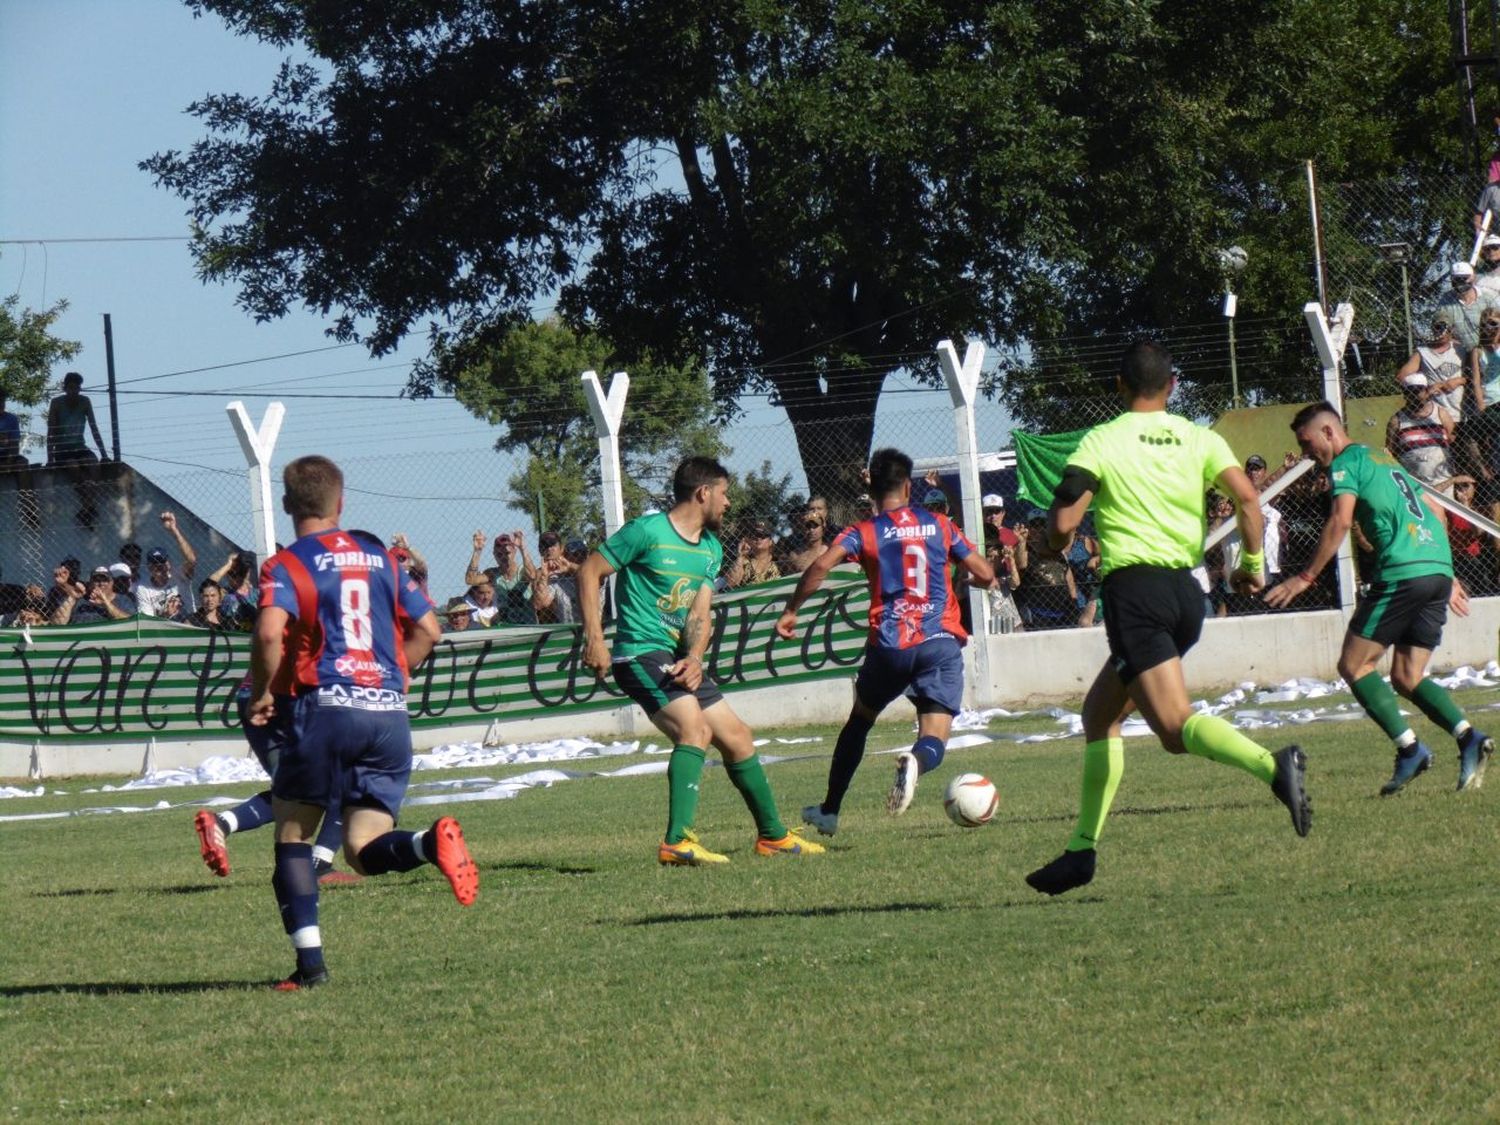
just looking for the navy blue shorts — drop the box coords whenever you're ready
[236,687,293,776]
[854,637,965,716]
[272,690,413,820]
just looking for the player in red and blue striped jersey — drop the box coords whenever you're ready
[776,448,998,835]
[248,455,478,990]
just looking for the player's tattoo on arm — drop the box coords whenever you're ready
[681,613,705,656]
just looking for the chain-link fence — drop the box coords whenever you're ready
[1323,169,1481,388]
[3,359,1348,638]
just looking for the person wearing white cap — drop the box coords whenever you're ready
[1386,373,1457,491]
[1438,260,1493,360]
[1478,235,1500,292]
[107,561,138,615]
[1396,310,1465,422]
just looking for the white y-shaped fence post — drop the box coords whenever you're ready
[226,401,285,564]
[1303,302,1357,613]
[581,370,629,538]
[936,338,991,703]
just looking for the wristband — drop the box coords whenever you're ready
[1241,550,1264,575]
[1298,569,1318,584]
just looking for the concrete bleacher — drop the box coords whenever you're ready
[0,460,244,600]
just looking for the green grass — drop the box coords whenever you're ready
[4,693,1500,1122]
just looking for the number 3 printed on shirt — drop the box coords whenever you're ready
[903,543,929,598]
[1390,471,1426,520]
[340,577,372,648]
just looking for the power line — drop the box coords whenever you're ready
[110,343,364,387]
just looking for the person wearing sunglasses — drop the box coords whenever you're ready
[1396,312,1466,422]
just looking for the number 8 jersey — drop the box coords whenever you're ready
[258,528,433,696]
[836,504,976,649]
[1329,443,1453,583]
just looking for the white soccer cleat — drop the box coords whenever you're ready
[886,752,918,816]
[801,804,839,837]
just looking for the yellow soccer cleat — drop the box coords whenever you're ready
[658,836,730,866]
[753,828,826,857]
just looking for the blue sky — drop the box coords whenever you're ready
[0,1,1001,598]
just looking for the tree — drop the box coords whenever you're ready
[146,0,1464,480]
[0,294,82,406]
[424,317,726,535]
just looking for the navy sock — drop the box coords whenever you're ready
[272,842,324,974]
[356,829,428,875]
[222,790,273,835]
[823,713,875,815]
[911,734,946,774]
[312,811,344,871]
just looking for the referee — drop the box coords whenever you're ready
[1026,341,1311,897]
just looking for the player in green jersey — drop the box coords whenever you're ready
[1026,341,1311,897]
[578,456,825,865]
[1265,402,1492,793]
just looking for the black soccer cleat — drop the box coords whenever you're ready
[1271,745,1311,837]
[1025,848,1097,897]
[272,966,330,992]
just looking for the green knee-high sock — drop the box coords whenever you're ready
[1181,714,1276,784]
[1350,672,1412,741]
[1066,737,1124,853]
[1410,678,1466,735]
[725,754,788,840]
[665,745,706,844]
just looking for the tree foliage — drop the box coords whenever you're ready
[146,0,1466,480]
[0,294,83,407]
[441,318,725,534]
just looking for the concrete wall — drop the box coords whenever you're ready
[8,600,1497,780]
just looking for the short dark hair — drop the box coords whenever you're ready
[282,455,344,520]
[199,578,219,595]
[867,447,913,500]
[1289,400,1343,432]
[672,456,730,503]
[63,371,83,388]
[1119,340,1175,397]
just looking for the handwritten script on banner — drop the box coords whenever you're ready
[0,574,871,742]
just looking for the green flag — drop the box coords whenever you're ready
[1013,428,1091,510]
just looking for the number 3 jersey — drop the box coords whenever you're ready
[836,505,975,649]
[1329,443,1452,583]
[258,528,433,697]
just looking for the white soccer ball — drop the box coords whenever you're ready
[943,773,998,828]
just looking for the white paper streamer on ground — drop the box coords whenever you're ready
[5,664,1497,821]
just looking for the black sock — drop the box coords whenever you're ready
[823,713,875,815]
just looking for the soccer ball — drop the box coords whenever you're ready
[943,773,998,828]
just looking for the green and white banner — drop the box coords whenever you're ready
[0,574,871,743]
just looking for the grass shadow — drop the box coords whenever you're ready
[1004,799,1258,828]
[3,979,273,997]
[487,860,597,877]
[31,887,118,898]
[622,901,949,926]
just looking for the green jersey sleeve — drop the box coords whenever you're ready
[600,519,648,572]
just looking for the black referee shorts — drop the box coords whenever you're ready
[1100,565,1205,684]
[1348,573,1451,651]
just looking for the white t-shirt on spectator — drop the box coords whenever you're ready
[465,600,499,627]
[136,582,193,617]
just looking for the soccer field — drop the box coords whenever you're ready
[4,696,1500,1122]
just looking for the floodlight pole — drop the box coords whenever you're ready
[226,400,285,563]
[1224,292,1241,409]
[936,338,991,703]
